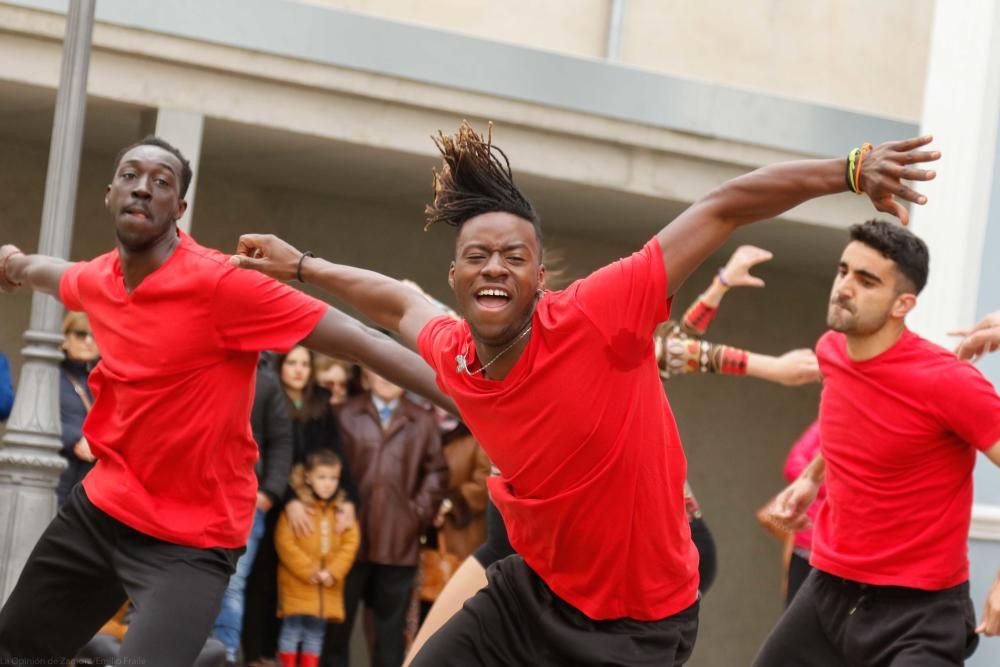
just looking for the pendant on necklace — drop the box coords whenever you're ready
[455,354,469,374]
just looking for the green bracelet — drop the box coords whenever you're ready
[846,147,861,194]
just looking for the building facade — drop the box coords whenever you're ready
[1,1,995,665]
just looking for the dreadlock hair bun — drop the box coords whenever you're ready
[424,121,541,243]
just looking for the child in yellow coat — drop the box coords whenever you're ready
[276,449,360,667]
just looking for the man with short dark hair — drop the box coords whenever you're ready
[756,220,1000,665]
[0,136,450,666]
[232,124,940,666]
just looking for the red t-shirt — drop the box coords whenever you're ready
[60,231,327,548]
[813,329,1000,589]
[418,238,698,621]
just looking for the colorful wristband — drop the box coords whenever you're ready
[853,143,873,194]
[682,300,719,336]
[846,147,861,193]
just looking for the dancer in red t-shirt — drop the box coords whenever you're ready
[232,124,938,666]
[758,221,1000,665]
[0,137,449,666]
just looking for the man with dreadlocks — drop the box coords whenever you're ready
[232,124,939,666]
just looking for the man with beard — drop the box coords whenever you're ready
[0,136,449,666]
[758,221,1000,666]
[231,124,939,666]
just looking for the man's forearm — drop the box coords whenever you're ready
[6,253,72,298]
[656,159,845,295]
[300,258,419,333]
[303,310,457,415]
[699,159,845,229]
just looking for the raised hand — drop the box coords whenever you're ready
[950,311,1000,362]
[721,245,773,288]
[229,234,305,281]
[858,135,940,225]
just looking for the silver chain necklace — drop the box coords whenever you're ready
[455,323,533,376]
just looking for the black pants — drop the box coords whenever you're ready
[321,560,417,667]
[0,484,239,667]
[753,569,979,667]
[411,555,699,667]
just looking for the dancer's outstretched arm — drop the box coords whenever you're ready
[0,245,73,297]
[230,237,441,351]
[658,329,819,386]
[656,136,939,296]
[301,307,453,412]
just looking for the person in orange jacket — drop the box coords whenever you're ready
[275,449,360,667]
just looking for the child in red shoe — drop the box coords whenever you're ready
[276,449,359,667]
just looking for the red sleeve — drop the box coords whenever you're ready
[213,268,327,353]
[784,421,821,483]
[417,315,460,396]
[931,361,1000,452]
[573,238,671,349]
[417,315,460,375]
[59,262,87,311]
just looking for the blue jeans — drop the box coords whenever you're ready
[213,508,266,661]
[279,615,326,656]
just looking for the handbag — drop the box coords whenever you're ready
[419,530,461,603]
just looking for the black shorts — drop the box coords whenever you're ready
[753,568,979,667]
[411,554,700,667]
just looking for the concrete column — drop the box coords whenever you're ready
[140,108,204,234]
[907,0,1000,347]
[908,3,1000,665]
[0,0,94,602]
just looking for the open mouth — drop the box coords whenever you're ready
[475,287,512,310]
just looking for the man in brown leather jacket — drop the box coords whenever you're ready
[321,368,447,667]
